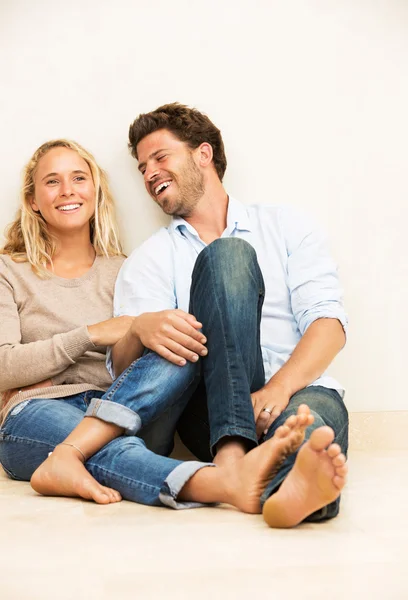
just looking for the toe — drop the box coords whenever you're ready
[297,404,310,415]
[336,465,348,477]
[284,415,298,429]
[327,443,342,458]
[296,413,308,427]
[103,487,117,502]
[274,424,290,439]
[309,426,335,451]
[94,489,111,504]
[332,453,346,467]
[333,475,346,490]
[108,488,122,502]
[83,480,111,504]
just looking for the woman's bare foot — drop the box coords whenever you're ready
[222,405,314,514]
[262,426,347,528]
[31,445,122,504]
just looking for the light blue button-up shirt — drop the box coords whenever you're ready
[112,197,347,394]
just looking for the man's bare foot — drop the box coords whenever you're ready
[262,426,347,528]
[223,405,314,514]
[31,445,122,504]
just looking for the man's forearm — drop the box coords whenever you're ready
[111,328,144,378]
[266,318,346,397]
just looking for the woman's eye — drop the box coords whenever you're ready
[46,179,58,185]
[74,176,86,182]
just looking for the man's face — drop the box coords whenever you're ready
[137,129,205,217]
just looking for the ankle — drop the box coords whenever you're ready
[54,442,87,463]
[215,436,248,457]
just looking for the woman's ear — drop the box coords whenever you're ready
[29,196,40,214]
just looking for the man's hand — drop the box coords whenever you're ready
[132,309,208,366]
[251,381,291,438]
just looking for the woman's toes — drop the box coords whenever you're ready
[95,489,111,504]
[109,488,122,502]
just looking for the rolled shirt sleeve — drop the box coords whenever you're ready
[106,229,177,377]
[280,206,348,336]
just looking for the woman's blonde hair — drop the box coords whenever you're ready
[1,139,123,277]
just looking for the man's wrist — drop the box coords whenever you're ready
[264,376,293,399]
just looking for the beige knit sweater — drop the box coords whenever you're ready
[0,254,124,424]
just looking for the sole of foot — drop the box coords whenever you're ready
[262,425,347,528]
[227,405,314,514]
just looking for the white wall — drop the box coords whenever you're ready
[1,0,407,412]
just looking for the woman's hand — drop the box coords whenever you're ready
[87,316,135,347]
[132,309,208,366]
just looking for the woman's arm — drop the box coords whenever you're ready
[0,269,134,391]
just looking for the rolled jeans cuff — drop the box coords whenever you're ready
[159,461,216,509]
[210,425,258,457]
[85,398,142,435]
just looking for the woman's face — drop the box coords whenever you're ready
[31,147,96,237]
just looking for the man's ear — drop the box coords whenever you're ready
[196,142,213,168]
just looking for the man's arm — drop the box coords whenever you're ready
[252,206,347,437]
[109,232,204,378]
[252,318,345,436]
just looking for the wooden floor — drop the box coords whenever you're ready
[1,413,407,600]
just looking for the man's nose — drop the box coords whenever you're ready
[145,164,160,183]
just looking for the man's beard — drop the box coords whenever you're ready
[160,154,205,217]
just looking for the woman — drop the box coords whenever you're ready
[0,139,315,516]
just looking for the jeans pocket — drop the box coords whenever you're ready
[9,399,33,416]
[0,399,34,434]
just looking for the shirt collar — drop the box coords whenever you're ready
[169,196,252,236]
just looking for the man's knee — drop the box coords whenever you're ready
[198,238,257,269]
[138,351,200,389]
[290,387,348,424]
[191,238,263,298]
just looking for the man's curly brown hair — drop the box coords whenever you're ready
[128,103,227,181]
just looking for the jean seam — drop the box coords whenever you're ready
[333,421,349,448]
[206,247,237,430]
[104,359,139,401]
[0,462,19,480]
[0,434,54,448]
[87,461,161,494]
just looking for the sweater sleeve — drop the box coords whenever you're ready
[0,266,96,391]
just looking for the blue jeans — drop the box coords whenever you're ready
[175,238,348,521]
[0,392,212,509]
[0,238,348,518]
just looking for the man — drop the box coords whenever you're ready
[111,103,348,527]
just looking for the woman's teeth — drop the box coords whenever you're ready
[57,204,81,212]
